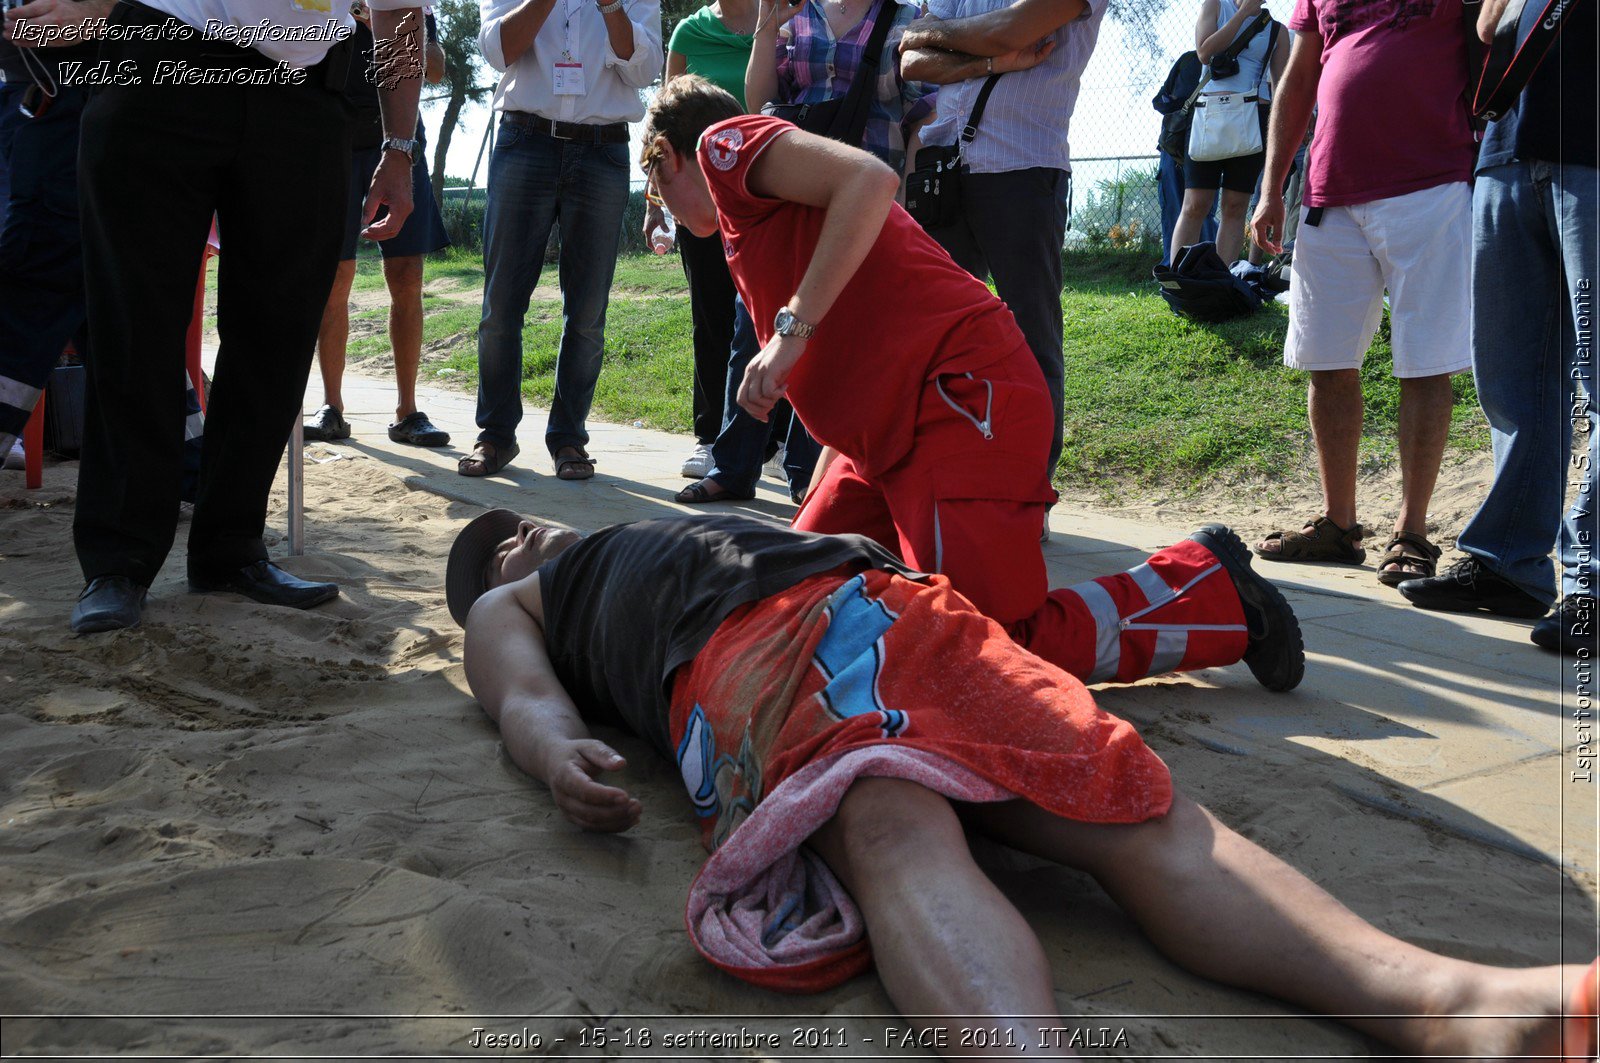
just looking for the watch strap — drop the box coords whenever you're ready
[381,136,419,161]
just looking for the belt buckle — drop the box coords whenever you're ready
[548,118,573,141]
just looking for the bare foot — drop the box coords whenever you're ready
[1415,962,1595,1062]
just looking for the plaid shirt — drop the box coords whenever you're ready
[774,0,933,173]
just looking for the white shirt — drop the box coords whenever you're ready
[479,0,662,124]
[918,0,1106,174]
[141,0,416,68]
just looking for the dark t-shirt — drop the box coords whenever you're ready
[535,515,915,757]
[1477,0,1599,172]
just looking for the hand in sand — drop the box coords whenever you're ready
[544,739,642,832]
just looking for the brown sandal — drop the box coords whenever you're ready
[458,440,519,477]
[1376,530,1441,586]
[1254,516,1366,565]
[553,446,596,481]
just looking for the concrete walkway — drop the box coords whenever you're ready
[304,366,1595,882]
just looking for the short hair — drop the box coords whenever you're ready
[640,74,744,172]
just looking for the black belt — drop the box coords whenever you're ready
[502,112,629,144]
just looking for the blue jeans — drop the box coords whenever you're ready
[475,119,630,455]
[1459,161,1600,605]
[708,293,820,499]
[0,81,89,450]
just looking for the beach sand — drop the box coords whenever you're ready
[1,382,1593,1058]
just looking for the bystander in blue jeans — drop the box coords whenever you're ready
[706,294,820,501]
[474,120,631,458]
[1458,161,1600,605]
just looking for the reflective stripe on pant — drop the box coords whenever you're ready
[1008,538,1249,684]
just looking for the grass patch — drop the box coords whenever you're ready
[209,245,1486,497]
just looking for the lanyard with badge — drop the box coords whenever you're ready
[555,0,586,94]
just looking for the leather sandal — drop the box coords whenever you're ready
[458,440,518,477]
[1376,530,1441,587]
[554,447,596,481]
[674,477,754,504]
[1254,516,1366,565]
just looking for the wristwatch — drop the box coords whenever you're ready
[597,0,625,13]
[773,306,816,340]
[380,136,419,162]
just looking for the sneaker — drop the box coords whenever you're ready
[303,404,351,442]
[1396,556,1548,619]
[1531,595,1599,655]
[764,444,787,480]
[681,443,713,479]
[3,438,22,470]
[1188,524,1305,692]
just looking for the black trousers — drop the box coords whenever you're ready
[930,167,1070,471]
[677,226,738,445]
[73,15,350,585]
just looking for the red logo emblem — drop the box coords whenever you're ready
[705,127,744,172]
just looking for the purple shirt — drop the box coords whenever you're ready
[1289,0,1476,207]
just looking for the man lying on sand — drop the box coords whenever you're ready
[639,76,1302,693]
[448,508,1596,1059]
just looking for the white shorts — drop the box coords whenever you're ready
[1284,181,1473,378]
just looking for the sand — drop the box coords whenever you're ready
[1,385,1592,1059]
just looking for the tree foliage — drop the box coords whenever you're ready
[429,0,495,204]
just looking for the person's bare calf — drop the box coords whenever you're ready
[809,778,1067,1058]
[383,253,426,422]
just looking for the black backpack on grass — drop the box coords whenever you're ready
[1153,242,1263,321]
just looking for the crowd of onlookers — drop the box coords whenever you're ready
[0,0,1593,658]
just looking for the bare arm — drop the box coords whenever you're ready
[735,130,901,419]
[900,35,1054,83]
[1268,19,1287,81]
[484,0,560,70]
[1250,29,1320,254]
[746,0,803,111]
[1195,0,1261,63]
[2,0,114,47]
[898,0,1086,59]
[465,578,642,832]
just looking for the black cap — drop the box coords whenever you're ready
[445,508,525,627]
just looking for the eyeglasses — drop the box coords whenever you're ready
[644,169,664,207]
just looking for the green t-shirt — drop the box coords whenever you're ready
[667,6,755,105]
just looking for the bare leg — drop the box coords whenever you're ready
[314,258,359,412]
[1309,367,1363,529]
[383,254,425,420]
[1170,187,1219,264]
[1217,188,1251,264]
[809,778,1069,1058]
[970,793,1588,1059]
[1395,372,1455,537]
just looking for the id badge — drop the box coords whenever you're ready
[554,61,586,95]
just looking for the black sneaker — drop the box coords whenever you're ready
[1396,556,1548,618]
[303,404,351,442]
[1530,595,1599,655]
[1188,523,1305,692]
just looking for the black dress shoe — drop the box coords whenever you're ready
[1188,524,1305,692]
[1531,595,1599,655]
[71,576,147,633]
[188,560,339,609]
[1397,556,1548,618]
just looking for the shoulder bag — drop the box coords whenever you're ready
[1188,19,1278,161]
[903,72,1000,231]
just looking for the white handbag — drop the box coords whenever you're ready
[1187,90,1262,162]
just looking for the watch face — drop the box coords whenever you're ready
[775,309,794,334]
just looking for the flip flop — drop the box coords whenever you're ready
[458,440,518,477]
[674,477,754,504]
[554,447,596,481]
[1564,958,1599,1063]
